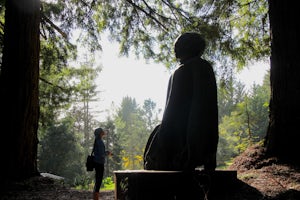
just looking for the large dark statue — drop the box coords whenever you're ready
[144,32,219,171]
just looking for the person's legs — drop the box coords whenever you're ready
[93,163,104,200]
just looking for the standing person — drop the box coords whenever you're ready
[144,32,219,171]
[92,128,112,200]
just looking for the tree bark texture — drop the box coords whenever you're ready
[266,0,300,165]
[0,0,40,180]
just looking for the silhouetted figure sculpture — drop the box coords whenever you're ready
[144,32,219,171]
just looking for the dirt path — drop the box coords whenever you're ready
[0,177,114,200]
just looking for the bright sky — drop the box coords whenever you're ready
[94,41,171,120]
[236,60,270,90]
[93,36,270,121]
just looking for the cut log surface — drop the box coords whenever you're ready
[114,170,237,200]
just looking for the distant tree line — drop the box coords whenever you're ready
[218,71,270,166]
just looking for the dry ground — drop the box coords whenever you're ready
[0,176,114,200]
[228,144,300,199]
[1,144,299,200]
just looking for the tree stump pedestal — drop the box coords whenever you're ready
[114,169,237,200]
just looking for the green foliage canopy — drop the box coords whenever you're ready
[37,0,270,73]
[93,0,270,71]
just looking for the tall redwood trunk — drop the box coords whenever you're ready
[265,0,300,165]
[0,0,40,180]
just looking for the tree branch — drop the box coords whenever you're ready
[125,0,169,31]
[41,13,68,39]
[40,77,66,91]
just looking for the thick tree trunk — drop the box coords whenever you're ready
[265,0,300,165]
[0,0,40,180]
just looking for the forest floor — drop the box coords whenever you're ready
[1,144,300,200]
[227,144,300,199]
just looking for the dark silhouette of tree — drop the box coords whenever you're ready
[0,0,40,180]
[265,1,300,165]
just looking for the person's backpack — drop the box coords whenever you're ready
[86,139,96,171]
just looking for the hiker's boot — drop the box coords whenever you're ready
[93,192,99,200]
